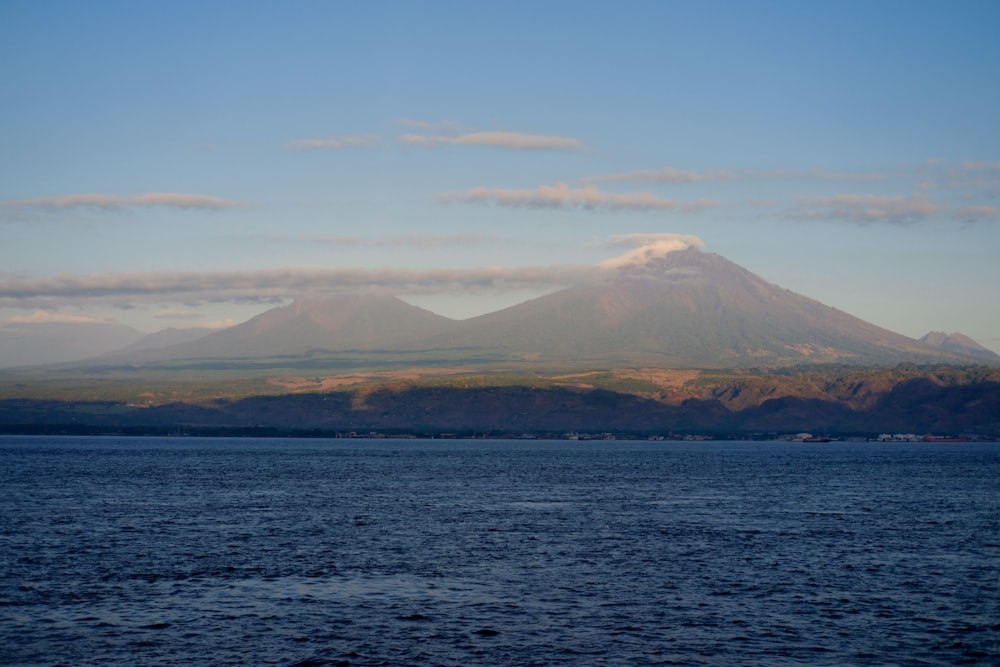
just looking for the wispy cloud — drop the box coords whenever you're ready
[153,309,234,328]
[581,166,885,185]
[956,206,1000,223]
[282,134,382,151]
[748,169,887,182]
[269,234,496,248]
[3,192,247,216]
[4,310,110,325]
[955,161,1000,193]
[0,231,715,309]
[0,265,597,309]
[959,161,1000,173]
[438,183,704,211]
[790,194,939,224]
[600,233,705,269]
[909,159,1000,194]
[583,167,733,185]
[153,309,206,320]
[401,131,581,151]
[395,118,462,133]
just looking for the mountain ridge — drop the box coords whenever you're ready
[919,331,999,361]
[9,248,997,371]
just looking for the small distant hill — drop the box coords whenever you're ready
[919,332,1000,362]
[113,327,216,355]
[0,322,145,368]
[124,295,455,362]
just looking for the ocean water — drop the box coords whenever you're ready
[1,437,998,666]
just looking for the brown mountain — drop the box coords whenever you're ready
[114,327,216,355]
[0,321,145,368]
[89,249,992,370]
[919,331,999,361]
[118,295,454,362]
[424,248,978,367]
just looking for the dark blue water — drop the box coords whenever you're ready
[1,437,998,666]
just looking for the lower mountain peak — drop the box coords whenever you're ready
[919,331,999,360]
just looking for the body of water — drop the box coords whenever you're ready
[1,436,998,665]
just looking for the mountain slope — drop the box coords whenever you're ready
[121,295,455,362]
[919,331,999,361]
[40,249,993,371]
[0,322,145,368]
[115,327,216,355]
[421,249,977,367]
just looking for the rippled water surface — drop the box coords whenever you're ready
[2,437,998,665]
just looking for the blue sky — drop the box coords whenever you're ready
[2,1,999,350]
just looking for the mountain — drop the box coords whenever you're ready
[114,327,216,355]
[42,249,996,371]
[423,248,979,367]
[4,371,999,436]
[919,331,1000,361]
[120,295,454,362]
[0,322,145,368]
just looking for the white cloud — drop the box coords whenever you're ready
[0,265,596,309]
[438,183,682,211]
[582,166,885,185]
[682,198,720,212]
[394,118,462,132]
[956,205,1000,222]
[600,233,705,269]
[153,309,234,329]
[790,194,939,224]
[749,169,887,182]
[583,167,733,184]
[3,192,247,216]
[4,310,110,324]
[153,309,205,320]
[282,134,381,151]
[0,232,714,309]
[401,131,581,151]
[959,161,1000,173]
[269,234,496,248]
[954,161,1000,193]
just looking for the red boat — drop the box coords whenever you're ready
[921,435,968,442]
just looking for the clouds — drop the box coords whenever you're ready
[400,131,581,151]
[270,122,994,228]
[438,183,715,212]
[0,264,598,310]
[0,231,709,309]
[4,310,111,324]
[395,118,462,133]
[583,167,733,185]
[282,122,583,153]
[282,135,382,151]
[268,234,497,248]
[790,194,939,224]
[581,166,885,185]
[3,192,247,217]
[956,206,1000,223]
[600,233,706,269]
